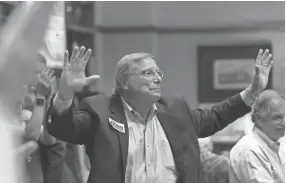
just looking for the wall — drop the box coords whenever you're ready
[91,2,285,107]
[95,2,284,28]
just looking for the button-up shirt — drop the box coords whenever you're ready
[121,97,177,183]
[278,137,285,170]
[229,127,285,183]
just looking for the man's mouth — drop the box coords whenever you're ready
[150,88,160,91]
[276,128,285,132]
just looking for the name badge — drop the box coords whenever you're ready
[108,118,125,133]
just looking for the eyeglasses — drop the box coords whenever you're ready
[128,69,164,79]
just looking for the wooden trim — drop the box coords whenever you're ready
[96,20,284,33]
[0,1,20,6]
[67,24,95,34]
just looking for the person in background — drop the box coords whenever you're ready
[0,115,38,183]
[199,137,230,183]
[47,46,272,183]
[229,90,285,183]
[20,67,67,183]
[0,2,55,182]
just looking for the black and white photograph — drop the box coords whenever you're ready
[0,1,284,183]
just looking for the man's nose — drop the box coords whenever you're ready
[153,75,162,84]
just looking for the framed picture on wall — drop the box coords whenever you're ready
[197,43,273,105]
[213,59,255,90]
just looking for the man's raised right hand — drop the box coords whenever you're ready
[58,46,100,100]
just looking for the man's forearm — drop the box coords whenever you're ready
[24,105,45,141]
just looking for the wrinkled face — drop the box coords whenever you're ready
[259,99,285,140]
[125,58,163,101]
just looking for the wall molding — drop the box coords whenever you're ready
[96,20,285,34]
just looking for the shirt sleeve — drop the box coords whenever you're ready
[240,89,257,107]
[52,92,73,115]
[232,150,275,183]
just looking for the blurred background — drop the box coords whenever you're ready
[1,1,283,104]
[0,1,284,183]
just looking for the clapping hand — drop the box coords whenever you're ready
[35,68,55,98]
[58,46,100,100]
[22,68,55,110]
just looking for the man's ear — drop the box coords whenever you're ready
[119,75,129,90]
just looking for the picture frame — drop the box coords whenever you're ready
[213,59,255,90]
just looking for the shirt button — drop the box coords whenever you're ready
[146,144,150,147]
[26,156,32,163]
[148,162,151,166]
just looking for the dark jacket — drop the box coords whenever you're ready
[25,140,66,183]
[47,93,251,183]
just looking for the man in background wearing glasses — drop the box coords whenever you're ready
[47,46,273,183]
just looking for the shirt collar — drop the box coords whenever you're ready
[120,96,158,122]
[253,126,280,152]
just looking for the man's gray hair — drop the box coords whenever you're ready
[252,89,284,123]
[114,52,154,94]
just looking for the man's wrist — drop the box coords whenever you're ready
[240,85,260,107]
[247,84,260,98]
[58,89,74,101]
[53,92,74,114]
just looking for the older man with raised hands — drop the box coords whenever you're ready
[47,46,273,183]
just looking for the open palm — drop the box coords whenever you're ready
[251,49,274,95]
[58,46,100,100]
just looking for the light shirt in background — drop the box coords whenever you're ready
[121,97,177,183]
[241,111,254,135]
[278,137,285,171]
[0,119,18,183]
[229,127,285,183]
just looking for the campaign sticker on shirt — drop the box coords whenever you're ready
[108,118,125,133]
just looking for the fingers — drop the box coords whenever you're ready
[68,45,92,66]
[76,46,86,63]
[261,49,269,61]
[47,69,54,81]
[256,49,263,64]
[84,75,100,86]
[267,60,274,70]
[256,49,273,67]
[25,67,55,98]
[63,50,69,67]
[82,49,92,66]
[50,76,56,85]
[70,46,79,64]
[42,68,54,80]
[264,53,272,66]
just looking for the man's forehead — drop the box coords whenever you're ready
[269,99,285,113]
[131,58,158,70]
